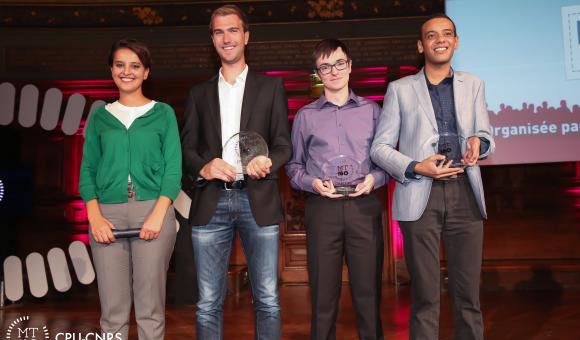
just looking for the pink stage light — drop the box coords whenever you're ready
[388,181,405,259]
[287,98,312,111]
[363,95,385,102]
[70,233,90,245]
[391,220,404,258]
[392,302,411,328]
[351,78,386,86]
[64,200,88,223]
[283,80,310,91]
[71,224,89,232]
[356,66,388,72]
[399,66,419,72]
[51,80,118,98]
[263,70,310,76]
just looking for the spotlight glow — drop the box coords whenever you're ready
[0,179,4,202]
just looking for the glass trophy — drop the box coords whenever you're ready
[223,131,269,175]
[436,132,466,168]
[322,155,363,195]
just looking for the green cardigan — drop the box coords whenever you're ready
[79,102,182,203]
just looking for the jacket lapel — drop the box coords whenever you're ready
[206,75,222,142]
[452,71,466,136]
[240,71,258,131]
[412,68,438,131]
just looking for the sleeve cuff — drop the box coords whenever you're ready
[405,161,420,179]
[371,170,387,189]
[79,189,97,203]
[81,195,97,204]
[160,186,181,201]
[479,137,490,156]
[301,174,316,193]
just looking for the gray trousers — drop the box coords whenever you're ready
[399,176,484,340]
[89,198,177,340]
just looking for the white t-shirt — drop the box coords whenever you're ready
[105,100,156,129]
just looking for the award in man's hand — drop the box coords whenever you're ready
[436,132,466,168]
[322,155,363,195]
[223,131,269,174]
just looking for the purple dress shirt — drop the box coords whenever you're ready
[286,90,388,193]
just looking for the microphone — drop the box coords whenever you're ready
[112,228,141,238]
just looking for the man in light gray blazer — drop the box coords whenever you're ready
[371,14,495,340]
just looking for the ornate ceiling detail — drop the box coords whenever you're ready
[307,0,345,19]
[132,6,163,25]
[0,0,444,27]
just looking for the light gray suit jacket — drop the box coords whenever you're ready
[370,68,495,221]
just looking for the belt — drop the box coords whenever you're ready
[221,180,247,190]
[434,172,466,182]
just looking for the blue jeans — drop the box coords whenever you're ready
[191,189,281,340]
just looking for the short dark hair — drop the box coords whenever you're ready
[108,38,152,69]
[420,13,458,39]
[210,4,249,33]
[311,38,351,71]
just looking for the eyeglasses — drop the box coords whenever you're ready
[316,59,350,75]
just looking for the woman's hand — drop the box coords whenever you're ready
[140,196,172,241]
[86,199,116,244]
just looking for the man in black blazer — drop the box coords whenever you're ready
[181,4,291,340]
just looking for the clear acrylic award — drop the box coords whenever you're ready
[223,131,269,175]
[322,155,363,195]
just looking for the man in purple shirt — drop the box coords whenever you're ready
[286,38,388,340]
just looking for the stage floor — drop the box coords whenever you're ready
[2,285,579,339]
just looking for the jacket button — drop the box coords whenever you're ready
[431,143,436,147]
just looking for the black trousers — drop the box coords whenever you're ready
[399,176,484,340]
[305,193,384,340]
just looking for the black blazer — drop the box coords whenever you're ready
[181,70,292,226]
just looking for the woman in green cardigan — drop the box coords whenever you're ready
[79,39,181,340]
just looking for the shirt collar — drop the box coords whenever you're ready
[425,68,454,88]
[218,64,249,86]
[315,89,360,109]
